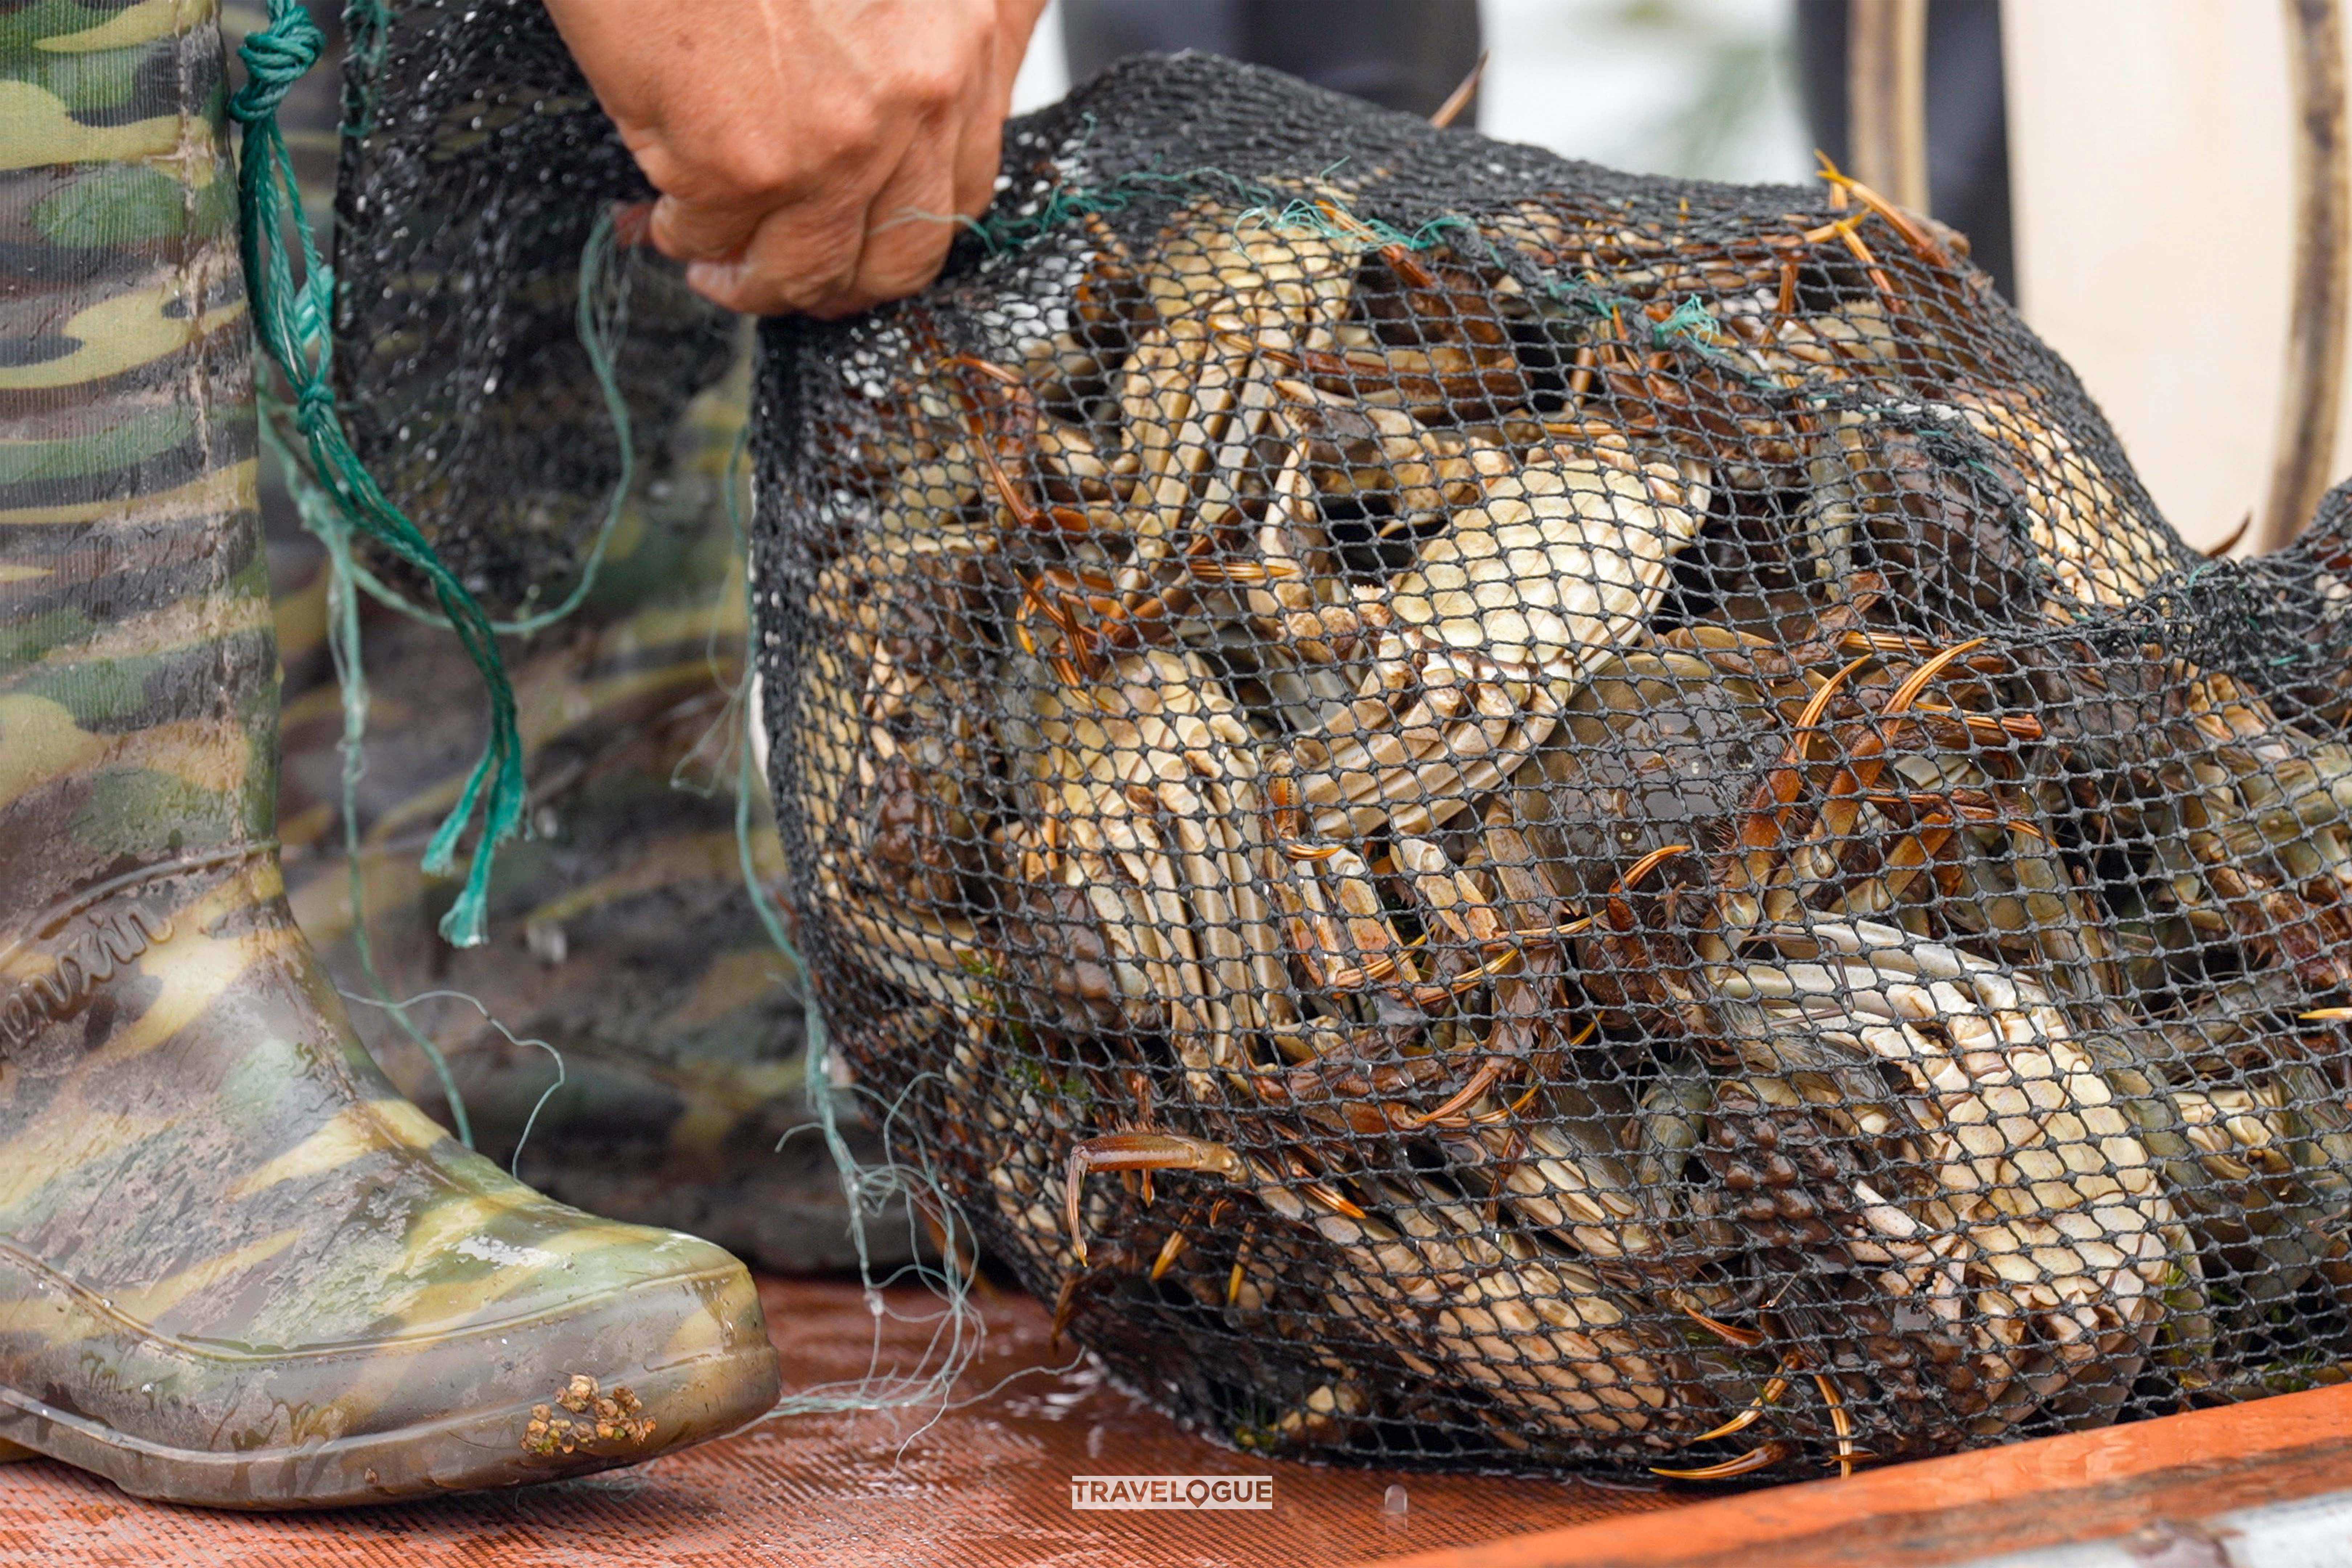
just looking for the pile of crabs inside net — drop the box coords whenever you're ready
[754,60,2352,1480]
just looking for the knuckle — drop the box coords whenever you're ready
[708,138,806,199]
[734,238,863,320]
[686,124,863,203]
[804,102,886,172]
[892,58,965,113]
[646,205,722,261]
[890,15,986,114]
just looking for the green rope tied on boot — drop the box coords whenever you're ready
[229,0,523,948]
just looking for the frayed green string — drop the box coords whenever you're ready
[716,422,885,1294]
[1233,195,1471,255]
[260,406,476,1146]
[1651,294,1724,346]
[972,152,1452,259]
[230,0,523,948]
[341,987,568,1175]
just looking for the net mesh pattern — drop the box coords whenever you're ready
[330,0,737,620]
[329,4,2352,1478]
[751,52,2352,1476]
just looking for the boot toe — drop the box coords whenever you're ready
[0,1218,780,1510]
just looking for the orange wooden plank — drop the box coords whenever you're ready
[1377,1383,2352,1568]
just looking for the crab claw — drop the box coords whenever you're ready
[2205,512,2251,558]
[1149,1228,1190,1283]
[1689,1379,1792,1445]
[1065,1133,1243,1266]
[1816,1372,1857,1477]
[1428,51,1486,128]
[1618,842,1694,892]
[1600,843,1694,934]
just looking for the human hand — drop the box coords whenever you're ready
[544,0,1047,316]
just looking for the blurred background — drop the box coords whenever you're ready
[1014,0,1816,185]
[1014,0,2346,558]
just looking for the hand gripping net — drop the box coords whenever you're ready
[331,0,738,621]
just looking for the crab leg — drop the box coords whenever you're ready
[1066,1133,1247,1267]
[1653,1442,1797,1482]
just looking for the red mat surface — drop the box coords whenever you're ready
[16,1275,2352,1567]
[0,1277,1671,1567]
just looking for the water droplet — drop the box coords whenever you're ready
[525,919,567,966]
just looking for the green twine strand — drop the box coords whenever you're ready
[230,0,524,948]
[260,408,476,1146]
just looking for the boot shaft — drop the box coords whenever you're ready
[2,2,278,942]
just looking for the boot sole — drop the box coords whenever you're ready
[0,1339,780,1510]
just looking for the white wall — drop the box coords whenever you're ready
[2005,0,2326,552]
[1481,0,1812,183]
[1010,0,1072,114]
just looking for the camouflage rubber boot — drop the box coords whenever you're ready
[0,0,781,1510]
[273,348,903,1275]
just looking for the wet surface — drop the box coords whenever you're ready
[9,1275,2352,1567]
[0,1277,1672,1567]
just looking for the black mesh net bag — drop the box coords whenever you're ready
[329,2,2352,1480]
[751,52,2352,1477]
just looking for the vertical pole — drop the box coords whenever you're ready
[2260,0,2351,552]
[1848,0,1930,212]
